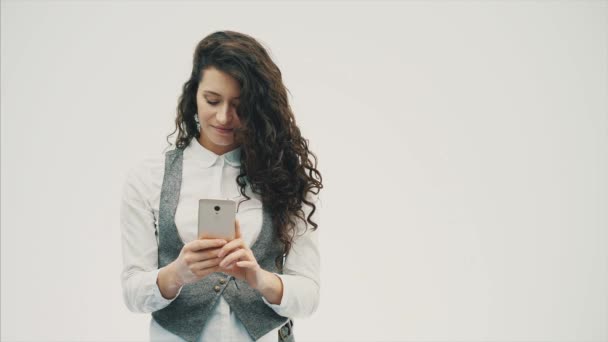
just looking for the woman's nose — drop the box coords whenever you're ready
[216,104,235,125]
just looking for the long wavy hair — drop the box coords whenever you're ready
[165,30,323,269]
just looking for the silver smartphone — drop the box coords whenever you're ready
[198,199,236,240]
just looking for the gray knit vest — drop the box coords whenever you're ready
[151,146,294,342]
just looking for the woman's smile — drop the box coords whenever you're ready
[212,125,234,134]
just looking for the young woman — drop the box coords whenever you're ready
[120,31,323,342]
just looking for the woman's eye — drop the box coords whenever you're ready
[206,100,219,106]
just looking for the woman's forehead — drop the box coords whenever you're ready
[200,68,240,98]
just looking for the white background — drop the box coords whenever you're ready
[1,1,606,341]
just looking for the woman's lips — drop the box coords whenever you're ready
[213,126,233,134]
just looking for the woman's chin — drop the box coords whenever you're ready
[211,138,234,147]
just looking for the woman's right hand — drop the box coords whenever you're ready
[170,238,228,287]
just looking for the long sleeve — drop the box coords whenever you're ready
[120,163,183,313]
[262,195,322,318]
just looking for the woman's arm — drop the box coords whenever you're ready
[261,195,322,318]
[254,271,284,305]
[156,263,183,300]
[120,163,183,313]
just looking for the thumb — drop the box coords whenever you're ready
[235,219,242,239]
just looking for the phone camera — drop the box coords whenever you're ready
[214,205,220,212]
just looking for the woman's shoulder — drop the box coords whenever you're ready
[124,148,173,192]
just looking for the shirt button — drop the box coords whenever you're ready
[219,278,227,285]
[213,285,221,293]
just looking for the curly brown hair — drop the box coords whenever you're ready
[165,30,323,269]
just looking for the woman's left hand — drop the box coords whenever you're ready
[217,219,264,289]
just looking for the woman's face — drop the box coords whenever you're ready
[196,67,242,155]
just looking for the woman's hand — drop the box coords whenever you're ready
[217,219,285,304]
[170,238,228,287]
[217,219,264,289]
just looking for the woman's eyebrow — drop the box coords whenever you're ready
[203,90,240,99]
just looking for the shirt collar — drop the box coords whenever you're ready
[224,146,242,167]
[184,138,241,168]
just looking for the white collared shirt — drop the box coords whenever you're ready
[120,139,321,341]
